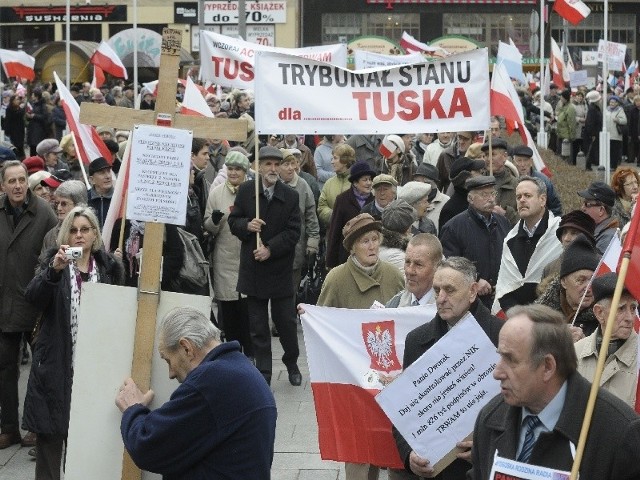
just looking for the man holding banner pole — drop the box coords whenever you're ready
[469,303,640,480]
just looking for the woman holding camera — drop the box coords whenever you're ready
[23,206,124,480]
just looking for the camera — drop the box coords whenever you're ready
[64,247,83,260]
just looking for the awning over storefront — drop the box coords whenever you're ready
[33,41,98,83]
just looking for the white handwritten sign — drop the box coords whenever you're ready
[127,125,193,225]
[375,313,500,466]
[597,40,627,69]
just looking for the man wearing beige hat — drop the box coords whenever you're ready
[361,173,397,220]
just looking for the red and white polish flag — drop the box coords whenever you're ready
[180,77,214,118]
[399,31,449,58]
[0,49,35,81]
[553,0,591,26]
[90,41,128,81]
[300,304,435,468]
[54,72,112,166]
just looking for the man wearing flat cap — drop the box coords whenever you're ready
[87,157,113,229]
[412,163,450,234]
[574,272,638,407]
[36,139,68,173]
[511,145,562,216]
[228,145,303,386]
[361,174,397,220]
[481,138,518,225]
[440,175,510,308]
[578,181,619,253]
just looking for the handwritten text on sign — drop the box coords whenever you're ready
[375,314,500,465]
[127,125,192,225]
[253,48,490,135]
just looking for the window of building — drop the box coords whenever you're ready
[1,25,54,52]
[322,13,419,44]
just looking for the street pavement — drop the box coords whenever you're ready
[0,326,394,479]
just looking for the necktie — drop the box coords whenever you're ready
[517,415,541,463]
[264,189,271,202]
[411,299,420,306]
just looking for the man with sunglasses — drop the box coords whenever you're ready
[578,181,618,254]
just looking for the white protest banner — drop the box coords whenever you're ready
[199,31,347,89]
[203,0,287,24]
[254,48,490,135]
[300,303,436,468]
[354,50,426,70]
[581,51,598,66]
[569,70,588,87]
[375,313,500,470]
[597,40,627,69]
[126,125,192,225]
[489,453,570,480]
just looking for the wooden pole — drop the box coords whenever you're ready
[254,131,261,249]
[488,129,493,176]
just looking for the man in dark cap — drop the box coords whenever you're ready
[575,272,638,407]
[511,144,562,216]
[438,156,485,230]
[578,181,618,253]
[481,138,518,225]
[412,163,450,234]
[494,176,563,312]
[87,157,113,229]
[228,146,302,386]
[440,175,510,308]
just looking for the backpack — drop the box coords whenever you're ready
[176,227,210,294]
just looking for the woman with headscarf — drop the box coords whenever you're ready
[325,161,376,269]
[24,206,124,480]
[610,166,639,227]
[204,151,252,357]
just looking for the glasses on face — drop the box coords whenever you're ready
[70,226,94,235]
[475,190,498,199]
[582,201,602,209]
[54,200,74,209]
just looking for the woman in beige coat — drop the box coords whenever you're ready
[204,151,252,356]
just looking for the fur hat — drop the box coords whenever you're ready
[556,210,596,244]
[560,234,600,278]
[348,161,377,183]
[342,213,382,251]
[381,199,417,233]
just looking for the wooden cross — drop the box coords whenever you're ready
[79,28,247,480]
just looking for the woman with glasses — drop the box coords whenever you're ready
[610,166,640,228]
[23,206,124,480]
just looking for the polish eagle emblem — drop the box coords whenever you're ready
[361,320,401,374]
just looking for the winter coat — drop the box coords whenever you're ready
[556,100,577,141]
[629,106,640,142]
[605,105,628,141]
[22,248,124,435]
[494,168,519,226]
[284,175,320,270]
[326,187,373,269]
[314,141,336,186]
[317,256,403,309]
[4,105,26,154]
[394,299,503,479]
[438,186,468,231]
[204,182,243,301]
[26,98,51,147]
[317,171,350,227]
[583,103,602,141]
[120,342,277,480]
[594,216,619,254]
[436,144,462,192]
[346,135,383,172]
[575,329,638,408]
[439,207,510,289]
[531,170,562,217]
[535,275,599,336]
[426,190,450,234]
[228,178,300,299]
[469,372,640,480]
[87,187,113,230]
[51,105,66,141]
[0,192,57,332]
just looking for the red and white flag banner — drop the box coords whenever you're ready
[90,41,128,80]
[0,49,35,81]
[180,77,214,117]
[54,72,112,166]
[300,304,436,468]
[254,48,491,135]
[199,31,347,90]
[553,0,591,26]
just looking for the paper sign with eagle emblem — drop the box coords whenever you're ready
[362,320,401,374]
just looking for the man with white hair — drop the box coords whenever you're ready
[116,306,277,479]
